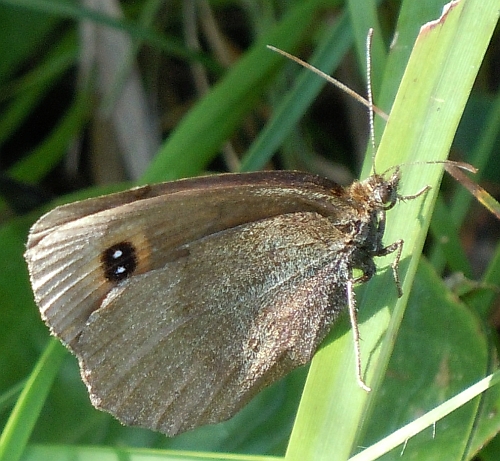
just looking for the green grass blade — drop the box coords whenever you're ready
[0,340,65,461]
[239,12,352,172]
[286,1,500,459]
[355,372,500,460]
[140,0,335,183]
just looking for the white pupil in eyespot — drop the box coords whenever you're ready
[112,250,123,260]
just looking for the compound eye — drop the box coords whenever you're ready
[375,183,397,209]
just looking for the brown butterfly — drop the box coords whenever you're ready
[24,168,425,436]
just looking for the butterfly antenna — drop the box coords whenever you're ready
[366,28,377,174]
[266,45,389,121]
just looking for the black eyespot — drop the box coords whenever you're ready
[101,242,138,282]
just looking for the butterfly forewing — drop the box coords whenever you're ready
[25,172,346,347]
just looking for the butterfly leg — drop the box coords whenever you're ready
[376,239,404,298]
[397,185,431,202]
[346,278,371,392]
